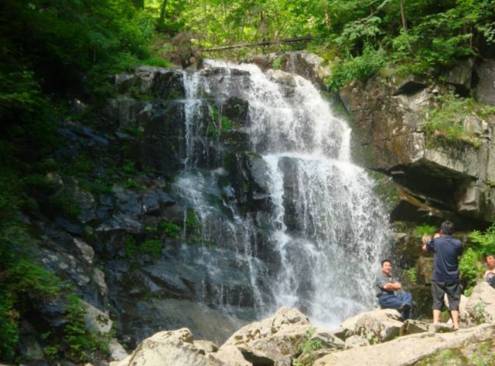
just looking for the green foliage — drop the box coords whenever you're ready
[328,46,386,90]
[141,239,163,258]
[423,94,494,148]
[459,224,495,292]
[272,57,283,70]
[186,208,201,236]
[294,328,324,366]
[404,267,417,285]
[414,224,437,237]
[158,220,182,239]
[469,224,495,257]
[64,294,109,363]
[124,236,163,259]
[208,105,235,138]
[0,220,62,361]
[0,294,18,362]
[459,248,484,291]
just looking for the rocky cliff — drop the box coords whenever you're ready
[12,53,495,365]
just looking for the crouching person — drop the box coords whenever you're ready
[376,259,413,320]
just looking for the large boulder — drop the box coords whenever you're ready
[314,323,495,366]
[463,281,495,325]
[220,307,313,366]
[111,328,222,366]
[336,309,405,343]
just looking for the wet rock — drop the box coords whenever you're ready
[110,297,245,347]
[137,100,186,176]
[115,66,185,100]
[247,52,330,88]
[221,97,249,126]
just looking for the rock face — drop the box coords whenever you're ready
[474,59,495,105]
[341,73,495,224]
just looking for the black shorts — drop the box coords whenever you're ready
[431,281,461,311]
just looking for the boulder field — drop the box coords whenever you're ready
[111,281,495,366]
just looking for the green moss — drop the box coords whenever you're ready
[158,220,181,239]
[141,239,163,258]
[207,105,236,138]
[124,236,163,259]
[414,341,495,366]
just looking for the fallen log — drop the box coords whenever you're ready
[202,35,313,52]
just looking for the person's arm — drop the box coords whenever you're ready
[382,282,402,291]
[421,235,432,252]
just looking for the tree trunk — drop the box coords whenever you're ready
[158,0,168,30]
[400,0,407,32]
[203,36,313,52]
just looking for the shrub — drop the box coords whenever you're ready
[328,46,385,90]
[459,248,484,292]
[423,94,495,148]
[64,294,109,363]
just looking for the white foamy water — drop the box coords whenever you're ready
[173,60,391,328]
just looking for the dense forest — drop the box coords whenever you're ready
[1,0,495,362]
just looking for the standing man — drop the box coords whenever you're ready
[422,220,463,330]
[376,259,413,320]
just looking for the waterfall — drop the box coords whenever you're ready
[174,60,391,328]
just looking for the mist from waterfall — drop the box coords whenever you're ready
[173,60,391,328]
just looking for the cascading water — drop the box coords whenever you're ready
[173,60,391,328]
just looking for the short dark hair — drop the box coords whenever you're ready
[440,220,455,235]
[381,259,392,266]
[485,254,495,261]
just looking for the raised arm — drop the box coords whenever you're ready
[421,235,431,252]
